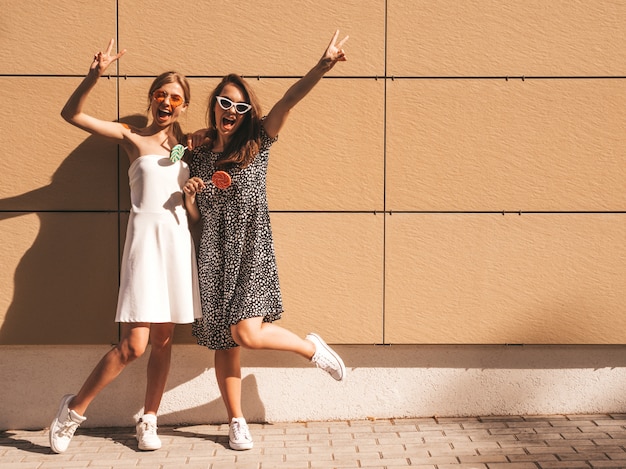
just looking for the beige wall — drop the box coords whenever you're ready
[1,0,626,345]
[5,344,626,429]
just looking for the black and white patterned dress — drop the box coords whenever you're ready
[190,126,283,350]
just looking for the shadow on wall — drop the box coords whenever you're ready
[67,347,268,427]
[0,115,145,345]
[0,112,270,429]
[95,374,265,441]
[160,374,267,425]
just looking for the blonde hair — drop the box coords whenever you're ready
[148,71,191,145]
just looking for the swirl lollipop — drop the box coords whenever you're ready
[212,171,232,190]
[169,144,187,163]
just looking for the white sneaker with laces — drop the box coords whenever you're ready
[229,417,253,450]
[49,394,86,453]
[136,414,162,451]
[307,333,346,381]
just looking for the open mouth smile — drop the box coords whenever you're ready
[157,108,173,122]
[222,115,236,131]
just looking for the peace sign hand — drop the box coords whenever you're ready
[319,30,349,72]
[90,39,126,76]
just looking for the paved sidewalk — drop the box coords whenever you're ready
[3,414,626,468]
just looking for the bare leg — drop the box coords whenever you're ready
[214,347,243,421]
[231,317,315,358]
[69,323,151,416]
[143,323,176,415]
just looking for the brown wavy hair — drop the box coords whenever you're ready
[205,74,262,169]
[147,71,190,145]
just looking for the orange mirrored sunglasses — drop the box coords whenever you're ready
[152,90,185,109]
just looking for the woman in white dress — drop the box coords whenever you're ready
[49,39,201,454]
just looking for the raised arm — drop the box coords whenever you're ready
[61,39,127,140]
[262,30,348,139]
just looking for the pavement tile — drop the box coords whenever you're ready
[507,453,558,462]
[462,421,510,429]
[409,455,460,465]
[537,462,592,468]
[516,432,566,441]
[437,464,487,469]
[487,464,538,469]
[39,461,90,468]
[467,433,520,442]
[382,424,418,432]
[591,463,626,468]
[427,446,476,457]
[524,444,572,454]
[506,420,553,428]
[594,420,626,427]
[209,462,258,469]
[561,431,606,440]
[452,441,501,449]
[557,451,609,461]
[5,415,626,468]
[309,461,358,468]
[414,429,445,438]
[360,457,408,467]
[594,438,626,446]
[1,465,41,469]
[525,415,569,420]
[480,415,525,422]
[457,453,508,463]
[488,427,539,435]
[436,417,480,424]
[550,420,589,427]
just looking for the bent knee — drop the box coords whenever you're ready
[236,335,263,349]
[232,328,262,349]
[231,318,264,349]
[116,343,147,363]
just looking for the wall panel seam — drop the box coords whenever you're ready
[382,0,389,344]
[4,74,626,80]
[1,211,624,214]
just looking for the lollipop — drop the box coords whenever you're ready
[169,144,187,163]
[212,171,232,190]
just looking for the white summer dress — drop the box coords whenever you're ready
[115,154,202,323]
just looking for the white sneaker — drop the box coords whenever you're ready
[307,333,346,381]
[49,394,86,453]
[229,417,253,450]
[136,414,162,451]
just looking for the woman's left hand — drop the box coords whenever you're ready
[319,30,349,71]
[183,177,206,198]
[187,129,210,151]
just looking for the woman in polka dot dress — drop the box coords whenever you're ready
[183,31,348,451]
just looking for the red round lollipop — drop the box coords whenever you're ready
[212,171,232,189]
